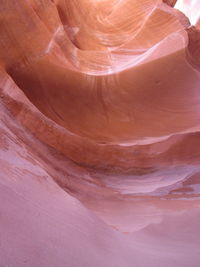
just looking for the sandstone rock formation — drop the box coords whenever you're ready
[0,0,200,266]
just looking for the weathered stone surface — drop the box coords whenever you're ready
[0,1,200,266]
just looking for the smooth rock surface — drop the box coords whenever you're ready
[0,0,200,266]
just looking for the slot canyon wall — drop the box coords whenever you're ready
[0,0,200,266]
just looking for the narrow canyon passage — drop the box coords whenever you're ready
[0,0,200,266]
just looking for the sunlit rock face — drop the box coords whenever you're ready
[0,0,200,266]
[175,0,200,25]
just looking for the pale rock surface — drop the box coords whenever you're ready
[0,0,200,266]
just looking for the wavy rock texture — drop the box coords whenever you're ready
[0,0,200,266]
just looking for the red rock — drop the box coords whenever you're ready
[0,0,200,266]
